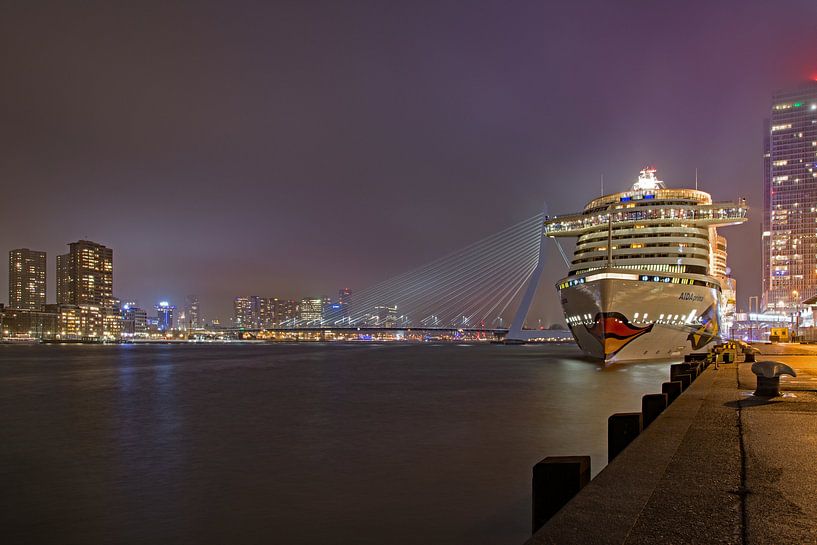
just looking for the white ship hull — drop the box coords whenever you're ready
[560,273,721,363]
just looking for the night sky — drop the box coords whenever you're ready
[2,1,816,323]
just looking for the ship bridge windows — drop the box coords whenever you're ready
[637,274,720,289]
[557,277,586,290]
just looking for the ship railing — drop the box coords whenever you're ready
[544,204,747,236]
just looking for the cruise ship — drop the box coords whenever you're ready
[544,168,747,363]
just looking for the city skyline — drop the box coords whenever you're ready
[4,65,817,327]
[2,1,817,323]
[3,239,354,325]
[9,5,817,545]
[1,235,560,332]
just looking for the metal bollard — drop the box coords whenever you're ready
[670,363,690,381]
[532,456,591,534]
[608,412,642,462]
[642,393,668,429]
[662,380,682,404]
[752,361,797,397]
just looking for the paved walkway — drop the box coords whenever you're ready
[527,348,817,544]
[737,353,817,544]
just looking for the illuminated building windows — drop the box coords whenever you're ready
[8,249,46,310]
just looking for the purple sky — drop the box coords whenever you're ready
[2,1,816,323]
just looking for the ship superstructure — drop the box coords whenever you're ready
[545,168,747,362]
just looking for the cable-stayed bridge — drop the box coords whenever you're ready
[235,203,737,346]
[238,212,556,341]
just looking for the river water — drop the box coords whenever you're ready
[0,343,671,544]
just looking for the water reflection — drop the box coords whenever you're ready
[0,343,670,545]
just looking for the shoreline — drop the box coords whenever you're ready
[5,338,578,346]
[527,342,817,544]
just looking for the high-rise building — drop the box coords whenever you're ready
[56,240,114,306]
[176,308,188,331]
[322,299,343,324]
[374,304,398,327]
[232,296,288,328]
[185,295,201,329]
[337,287,352,322]
[275,299,298,325]
[299,297,323,323]
[156,301,175,332]
[121,302,147,336]
[8,248,46,310]
[54,240,118,339]
[762,81,817,313]
[233,296,258,328]
[258,297,276,328]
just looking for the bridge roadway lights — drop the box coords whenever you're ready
[531,456,591,534]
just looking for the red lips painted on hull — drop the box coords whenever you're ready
[583,312,654,356]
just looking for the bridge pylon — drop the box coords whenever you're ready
[505,206,550,343]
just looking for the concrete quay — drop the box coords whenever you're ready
[527,344,817,545]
